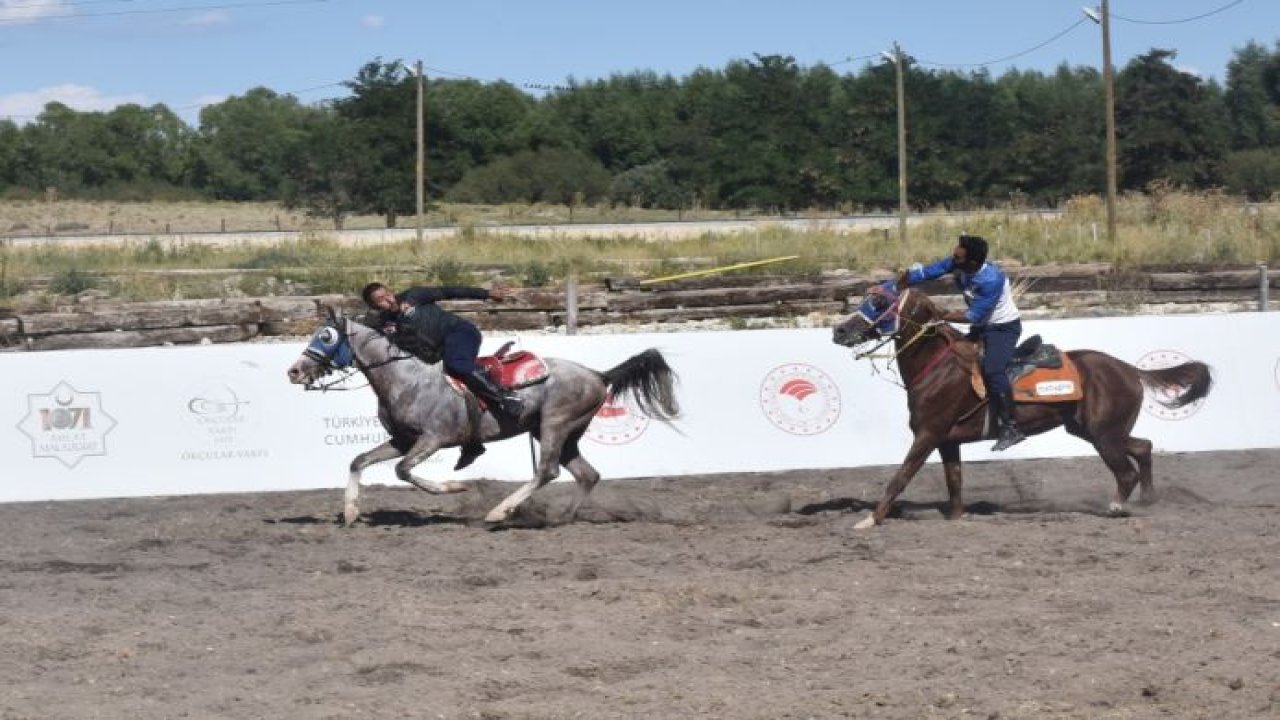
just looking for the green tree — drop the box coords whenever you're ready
[281,110,363,228]
[1223,41,1280,150]
[193,88,314,200]
[446,147,610,206]
[336,59,416,226]
[426,79,537,192]
[1116,49,1229,189]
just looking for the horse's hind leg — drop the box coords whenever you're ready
[484,429,565,523]
[559,430,600,522]
[345,441,405,526]
[1127,436,1155,505]
[1095,441,1140,516]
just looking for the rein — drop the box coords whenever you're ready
[303,319,417,392]
[850,288,958,387]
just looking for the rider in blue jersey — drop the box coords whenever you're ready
[898,234,1026,451]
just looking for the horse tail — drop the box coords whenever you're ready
[1137,361,1213,409]
[601,349,681,422]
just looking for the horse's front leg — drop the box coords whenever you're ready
[397,435,469,496]
[938,442,964,520]
[347,441,405,526]
[855,433,940,530]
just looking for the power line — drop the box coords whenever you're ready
[1112,0,1245,25]
[3,0,135,9]
[0,0,328,25]
[915,17,1091,70]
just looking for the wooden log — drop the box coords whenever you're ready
[608,284,853,312]
[1149,270,1271,291]
[574,300,845,325]
[27,324,260,352]
[19,300,262,336]
[455,310,552,331]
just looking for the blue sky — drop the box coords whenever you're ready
[1,0,1276,125]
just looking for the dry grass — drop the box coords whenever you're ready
[1,193,1277,304]
[0,199,749,237]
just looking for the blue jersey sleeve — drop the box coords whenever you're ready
[906,257,954,285]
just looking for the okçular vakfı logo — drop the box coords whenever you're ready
[759,363,842,435]
[585,392,650,445]
[17,381,118,469]
[1136,349,1205,421]
[184,381,255,445]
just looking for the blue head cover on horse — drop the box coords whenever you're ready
[853,280,903,339]
[302,323,354,371]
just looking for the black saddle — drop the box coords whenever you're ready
[1007,335,1063,383]
[1012,335,1062,369]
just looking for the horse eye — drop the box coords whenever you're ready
[318,327,338,345]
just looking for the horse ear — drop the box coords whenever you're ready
[323,304,337,322]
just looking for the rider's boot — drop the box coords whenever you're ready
[454,442,486,471]
[463,369,525,417]
[453,371,523,471]
[991,390,1026,452]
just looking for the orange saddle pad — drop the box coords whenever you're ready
[1010,352,1084,403]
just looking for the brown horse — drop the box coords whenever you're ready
[831,281,1213,528]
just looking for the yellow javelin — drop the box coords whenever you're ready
[639,255,800,285]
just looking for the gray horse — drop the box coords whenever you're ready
[286,309,680,526]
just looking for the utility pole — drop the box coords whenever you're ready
[882,43,908,259]
[415,59,425,248]
[1084,2,1118,247]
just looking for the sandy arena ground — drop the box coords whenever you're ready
[1,449,1278,719]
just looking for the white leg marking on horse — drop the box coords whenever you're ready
[853,514,877,530]
[485,481,537,522]
[343,471,361,526]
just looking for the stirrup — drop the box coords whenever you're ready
[991,427,1026,452]
[496,394,523,416]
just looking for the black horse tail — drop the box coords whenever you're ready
[601,349,681,422]
[1137,361,1213,409]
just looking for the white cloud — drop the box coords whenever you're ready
[0,84,148,122]
[361,14,384,29]
[180,10,231,27]
[0,0,66,24]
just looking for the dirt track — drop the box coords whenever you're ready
[2,449,1278,719]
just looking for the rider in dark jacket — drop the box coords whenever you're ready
[361,281,523,469]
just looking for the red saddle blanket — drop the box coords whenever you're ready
[476,349,550,390]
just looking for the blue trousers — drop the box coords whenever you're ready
[441,323,482,377]
[979,319,1022,396]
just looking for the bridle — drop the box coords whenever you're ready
[302,316,416,392]
[849,288,954,387]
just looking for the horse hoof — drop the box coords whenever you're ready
[853,514,878,530]
[343,507,359,526]
[484,508,511,523]
[1107,502,1130,518]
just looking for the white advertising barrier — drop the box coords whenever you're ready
[3,312,1280,504]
